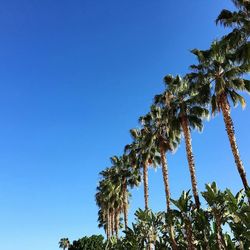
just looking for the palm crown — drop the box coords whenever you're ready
[191,41,250,114]
[59,238,70,250]
[139,105,181,154]
[216,0,250,40]
[155,74,209,132]
[216,0,250,64]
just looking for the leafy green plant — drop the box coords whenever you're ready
[94,184,250,250]
[69,235,105,250]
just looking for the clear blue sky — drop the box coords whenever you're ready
[0,1,249,249]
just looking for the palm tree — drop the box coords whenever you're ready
[125,140,159,250]
[139,105,180,212]
[191,41,250,193]
[125,128,161,210]
[139,105,180,250]
[59,238,70,250]
[155,75,209,209]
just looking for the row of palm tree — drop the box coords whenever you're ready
[95,0,250,246]
[96,155,141,238]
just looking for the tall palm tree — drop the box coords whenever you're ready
[59,238,70,250]
[139,105,181,212]
[155,75,209,208]
[125,128,161,210]
[139,105,180,250]
[191,41,250,193]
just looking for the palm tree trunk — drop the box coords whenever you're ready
[159,147,178,250]
[160,148,171,211]
[122,178,128,230]
[181,116,200,209]
[106,211,110,239]
[220,93,249,193]
[185,220,195,250]
[109,210,113,237]
[113,210,116,236]
[115,209,119,238]
[143,161,149,210]
[111,210,115,236]
[214,212,226,250]
[143,162,151,250]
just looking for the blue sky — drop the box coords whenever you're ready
[0,0,249,249]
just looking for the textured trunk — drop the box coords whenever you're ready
[122,178,128,230]
[106,211,110,239]
[110,210,114,236]
[220,93,249,193]
[181,116,200,209]
[185,220,195,250]
[143,161,151,250]
[214,213,226,250]
[110,211,113,237]
[215,227,224,250]
[160,147,171,211]
[143,161,149,210]
[159,147,178,250]
[115,209,119,238]
[112,210,115,236]
[109,211,112,238]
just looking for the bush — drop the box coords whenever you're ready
[69,235,105,250]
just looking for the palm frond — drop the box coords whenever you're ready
[228,90,246,108]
